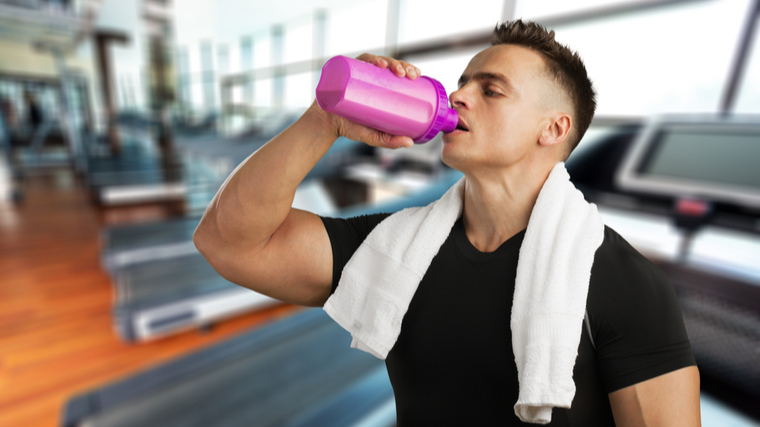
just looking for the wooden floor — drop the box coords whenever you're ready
[0,168,301,427]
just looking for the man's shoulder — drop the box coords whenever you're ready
[594,225,658,269]
[590,225,672,290]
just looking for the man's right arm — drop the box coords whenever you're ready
[193,54,420,308]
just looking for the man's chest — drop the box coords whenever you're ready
[387,242,519,379]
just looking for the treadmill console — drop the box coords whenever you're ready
[616,115,760,209]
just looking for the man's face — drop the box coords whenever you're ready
[441,44,555,172]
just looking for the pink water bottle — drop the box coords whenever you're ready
[316,55,458,144]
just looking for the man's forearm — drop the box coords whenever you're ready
[200,104,338,251]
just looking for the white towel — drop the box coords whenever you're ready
[323,162,605,424]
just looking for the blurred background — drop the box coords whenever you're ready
[1,0,759,426]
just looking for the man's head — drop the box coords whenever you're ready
[491,20,596,154]
[442,20,595,172]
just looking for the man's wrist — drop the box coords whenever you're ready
[305,101,341,141]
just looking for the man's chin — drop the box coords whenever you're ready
[440,145,468,171]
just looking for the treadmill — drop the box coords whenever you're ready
[62,309,396,427]
[98,113,308,272]
[103,178,330,342]
[112,253,278,341]
[100,215,201,272]
[567,114,760,417]
[85,141,187,206]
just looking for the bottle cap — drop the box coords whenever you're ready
[415,77,458,144]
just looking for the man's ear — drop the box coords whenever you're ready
[538,113,572,148]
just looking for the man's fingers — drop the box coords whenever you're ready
[387,60,418,79]
[329,104,414,149]
[355,53,388,69]
[354,53,421,80]
[367,130,413,150]
[382,134,414,149]
[355,53,382,66]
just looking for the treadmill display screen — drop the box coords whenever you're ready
[640,129,760,189]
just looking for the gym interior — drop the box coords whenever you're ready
[1,0,759,426]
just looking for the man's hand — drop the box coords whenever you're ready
[311,53,423,150]
[609,366,701,426]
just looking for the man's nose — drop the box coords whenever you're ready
[449,86,469,109]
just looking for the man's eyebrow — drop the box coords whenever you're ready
[458,71,515,91]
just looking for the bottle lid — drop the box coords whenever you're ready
[415,77,458,144]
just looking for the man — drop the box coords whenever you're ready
[194,20,700,426]
[24,91,50,157]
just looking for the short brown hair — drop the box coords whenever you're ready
[491,20,596,155]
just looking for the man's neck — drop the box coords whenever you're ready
[461,161,556,253]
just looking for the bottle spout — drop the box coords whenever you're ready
[441,108,459,133]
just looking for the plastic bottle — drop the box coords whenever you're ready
[315,55,458,144]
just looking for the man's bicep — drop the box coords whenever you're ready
[608,366,700,427]
[225,208,334,307]
[244,211,390,306]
